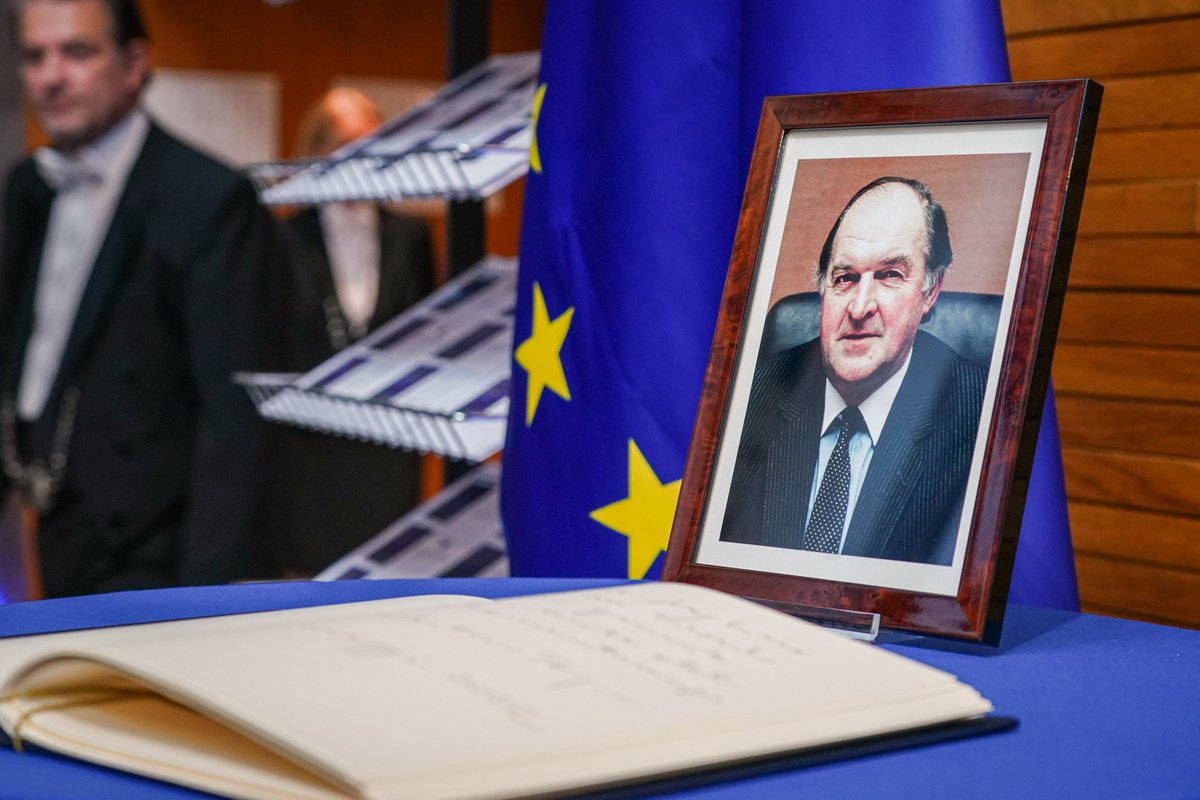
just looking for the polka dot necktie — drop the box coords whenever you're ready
[803,406,864,553]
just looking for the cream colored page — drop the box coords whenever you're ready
[0,593,480,683]
[4,583,988,800]
[0,596,484,800]
[7,663,348,800]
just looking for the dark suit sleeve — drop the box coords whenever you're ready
[275,210,339,369]
[175,180,279,585]
[0,163,50,507]
[0,173,16,506]
[373,211,435,326]
[391,214,435,310]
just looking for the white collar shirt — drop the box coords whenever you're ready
[806,347,913,553]
[319,202,381,340]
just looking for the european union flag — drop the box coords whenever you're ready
[503,0,1077,608]
[502,2,743,580]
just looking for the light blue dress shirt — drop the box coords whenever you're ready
[805,351,913,553]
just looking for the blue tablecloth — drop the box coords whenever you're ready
[1,578,1197,799]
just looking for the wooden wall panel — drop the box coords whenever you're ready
[1005,3,1200,629]
[1007,18,1200,78]
[142,0,444,159]
[1071,504,1200,569]
[1054,344,1200,402]
[1057,395,1200,459]
[1058,291,1200,346]
[1069,237,1200,290]
[1076,555,1200,627]
[1090,129,1200,181]
[1076,183,1196,235]
[1003,0,1200,35]
[139,0,546,159]
[1099,73,1200,130]
[1063,447,1200,516]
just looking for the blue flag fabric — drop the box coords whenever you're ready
[501,2,743,581]
[503,0,1078,610]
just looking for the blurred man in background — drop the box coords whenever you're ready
[0,0,282,597]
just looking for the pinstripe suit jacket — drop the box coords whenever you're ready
[720,330,986,565]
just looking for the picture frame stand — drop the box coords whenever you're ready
[663,80,1102,642]
[748,598,880,642]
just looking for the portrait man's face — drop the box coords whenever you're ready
[17,0,147,153]
[818,183,941,405]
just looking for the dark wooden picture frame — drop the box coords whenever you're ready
[663,81,1102,642]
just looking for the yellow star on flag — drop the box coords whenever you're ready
[590,439,681,579]
[514,281,574,426]
[529,82,546,174]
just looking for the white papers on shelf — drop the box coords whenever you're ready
[243,256,515,462]
[317,461,507,581]
[258,52,539,204]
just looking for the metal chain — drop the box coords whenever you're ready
[323,295,352,352]
[0,386,80,514]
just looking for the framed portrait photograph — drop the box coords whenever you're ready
[663,81,1102,642]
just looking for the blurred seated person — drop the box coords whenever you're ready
[256,89,435,578]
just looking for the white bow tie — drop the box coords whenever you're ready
[34,147,104,191]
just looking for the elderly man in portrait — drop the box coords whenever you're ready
[720,177,987,566]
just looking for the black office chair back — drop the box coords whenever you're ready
[759,291,1002,368]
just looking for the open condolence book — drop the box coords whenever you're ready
[0,583,995,800]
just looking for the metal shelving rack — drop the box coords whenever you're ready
[241,4,536,466]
